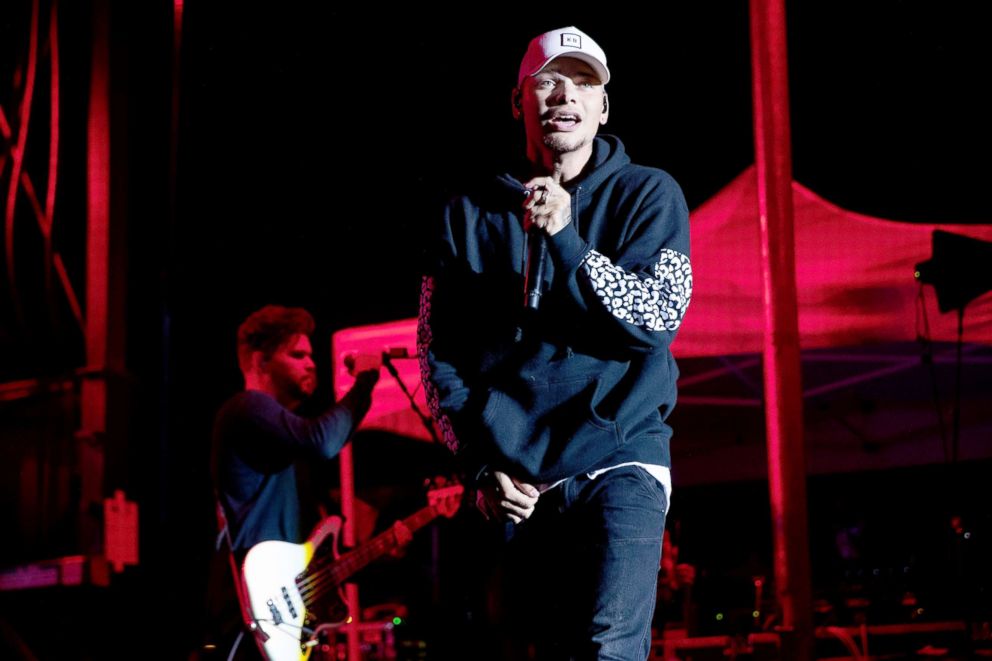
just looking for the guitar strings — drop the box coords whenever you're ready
[296,496,456,603]
[296,530,398,602]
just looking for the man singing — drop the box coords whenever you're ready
[419,26,692,659]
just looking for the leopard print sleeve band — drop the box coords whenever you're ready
[582,248,692,332]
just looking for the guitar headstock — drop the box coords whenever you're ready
[426,480,464,520]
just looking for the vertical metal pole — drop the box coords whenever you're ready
[748,0,813,657]
[80,0,112,555]
[332,331,363,661]
[340,442,363,661]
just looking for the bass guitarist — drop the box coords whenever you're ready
[206,304,381,660]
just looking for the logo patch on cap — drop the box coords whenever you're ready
[561,33,582,49]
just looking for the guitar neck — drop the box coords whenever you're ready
[298,483,463,609]
[306,503,441,600]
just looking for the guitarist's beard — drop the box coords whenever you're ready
[272,372,317,409]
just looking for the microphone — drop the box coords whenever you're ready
[522,167,561,311]
[343,347,409,374]
[524,227,548,310]
[522,186,549,310]
[381,347,410,362]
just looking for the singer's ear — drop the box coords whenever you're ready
[511,88,523,120]
[600,94,609,125]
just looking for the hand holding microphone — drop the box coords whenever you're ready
[523,165,571,236]
[522,166,570,310]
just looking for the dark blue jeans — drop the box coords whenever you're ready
[499,465,669,660]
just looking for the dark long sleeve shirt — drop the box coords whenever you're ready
[212,376,374,554]
[419,136,692,484]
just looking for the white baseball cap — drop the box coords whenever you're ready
[517,26,610,87]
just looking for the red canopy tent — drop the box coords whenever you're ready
[677,165,992,357]
[651,167,992,483]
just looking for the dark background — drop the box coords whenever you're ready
[174,5,992,657]
[2,2,991,658]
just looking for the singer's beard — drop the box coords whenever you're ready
[543,132,591,155]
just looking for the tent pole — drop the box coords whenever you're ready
[332,329,363,661]
[749,1,813,658]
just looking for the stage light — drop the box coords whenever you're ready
[915,230,992,314]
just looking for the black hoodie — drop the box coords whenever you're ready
[419,135,691,484]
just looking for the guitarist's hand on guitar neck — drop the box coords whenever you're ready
[388,520,413,557]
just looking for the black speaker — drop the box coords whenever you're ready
[915,230,992,313]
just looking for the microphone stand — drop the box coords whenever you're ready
[381,353,442,446]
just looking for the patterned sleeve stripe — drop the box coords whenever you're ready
[417,276,462,454]
[581,248,692,332]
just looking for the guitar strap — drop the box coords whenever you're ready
[214,496,265,656]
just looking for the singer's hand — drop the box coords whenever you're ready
[523,173,571,236]
[477,470,540,524]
